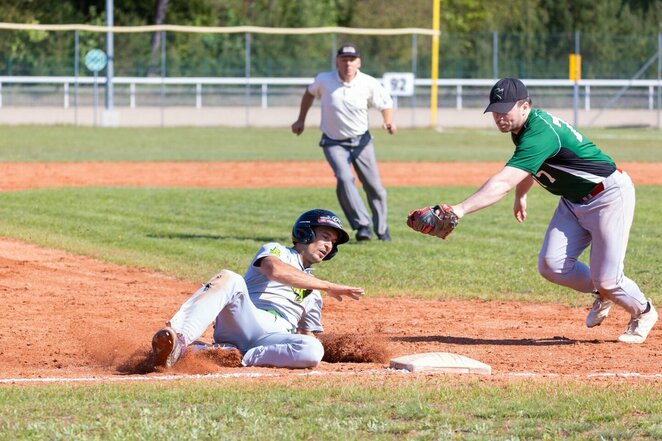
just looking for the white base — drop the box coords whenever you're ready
[390,352,492,375]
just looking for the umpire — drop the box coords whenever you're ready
[291,44,396,242]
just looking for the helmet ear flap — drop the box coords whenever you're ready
[292,225,315,244]
[323,244,338,261]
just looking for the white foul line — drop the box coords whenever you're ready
[1,370,662,384]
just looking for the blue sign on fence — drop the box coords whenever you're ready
[84,49,108,73]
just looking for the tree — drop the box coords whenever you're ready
[147,0,169,76]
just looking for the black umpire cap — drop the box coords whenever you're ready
[484,78,529,113]
[336,44,361,58]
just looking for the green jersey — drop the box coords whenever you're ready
[506,109,616,202]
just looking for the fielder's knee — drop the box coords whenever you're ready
[592,277,619,294]
[538,256,562,283]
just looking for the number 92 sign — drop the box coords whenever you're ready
[382,72,415,96]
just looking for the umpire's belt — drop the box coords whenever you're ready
[319,131,372,149]
[579,168,622,204]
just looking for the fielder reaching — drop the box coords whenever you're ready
[152,209,364,369]
[292,44,396,242]
[408,77,657,344]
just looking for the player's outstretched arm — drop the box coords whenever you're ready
[258,256,364,301]
[324,283,365,301]
[452,166,530,218]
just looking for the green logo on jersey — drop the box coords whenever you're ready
[269,246,282,257]
[293,287,306,302]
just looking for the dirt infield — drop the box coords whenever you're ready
[1,161,662,190]
[1,161,660,381]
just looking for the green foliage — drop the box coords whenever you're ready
[0,0,661,78]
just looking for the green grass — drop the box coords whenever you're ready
[0,185,659,302]
[0,126,661,162]
[1,379,661,440]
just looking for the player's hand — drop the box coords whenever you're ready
[383,122,397,135]
[406,204,459,240]
[514,196,527,223]
[291,120,305,135]
[325,284,365,301]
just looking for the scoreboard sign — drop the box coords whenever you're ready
[383,72,415,96]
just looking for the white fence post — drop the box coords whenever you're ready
[64,82,69,108]
[261,83,268,108]
[456,84,462,109]
[129,83,136,108]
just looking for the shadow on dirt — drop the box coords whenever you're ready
[391,335,607,346]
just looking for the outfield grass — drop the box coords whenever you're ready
[1,379,661,440]
[0,185,659,302]
[0,126,661,162]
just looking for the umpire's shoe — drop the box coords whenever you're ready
[618,299,658,344]
[152,326,187,368]
[355,226,372,241]
[377,228,391,241]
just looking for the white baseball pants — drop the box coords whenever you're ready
[538,170,648,316]
[168,270,324,368]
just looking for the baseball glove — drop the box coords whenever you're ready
[406,204,459,239]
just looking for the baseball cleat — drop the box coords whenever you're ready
[585,292,613,328]
[152,326,186,368]
[618,300,658,344]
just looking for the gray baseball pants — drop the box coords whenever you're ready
[321,139,388,236]
[169,270,324,368]
[537,170,648,316]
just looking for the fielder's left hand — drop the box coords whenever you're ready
[406,204,459,240]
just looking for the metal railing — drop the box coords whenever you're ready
[1,76,661,110]
[1,76,661,128]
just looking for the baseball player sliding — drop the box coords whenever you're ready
[408,78,657,344]
[152,209,364,369]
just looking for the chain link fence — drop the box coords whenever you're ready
[0,25,661,127]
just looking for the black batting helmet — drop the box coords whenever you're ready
[292,209,349,260]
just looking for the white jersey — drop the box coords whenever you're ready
[308,70,393,140]
[244,242,323,331]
